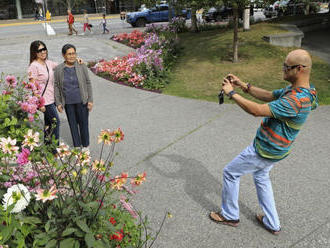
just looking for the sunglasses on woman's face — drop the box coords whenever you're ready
[37,47,47,53]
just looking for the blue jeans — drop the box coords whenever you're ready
[221,144,281,231]
[44,103,60,145]
[64,103,89,148]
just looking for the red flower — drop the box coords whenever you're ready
[109,217,116,225]
[110,231,124,241]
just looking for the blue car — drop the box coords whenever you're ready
[126,4,191,27]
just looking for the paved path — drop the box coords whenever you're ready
[1,32,330,248]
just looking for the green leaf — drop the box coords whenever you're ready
[20,216,42,225]
[60,238,76,248]
[45,239,57,248]
[85,233,96,248]
[76,220,91,233]
[45,220,51,232]
[62,227,77,237]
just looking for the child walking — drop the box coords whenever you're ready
[102,14,109,34]
[82,10,92,35]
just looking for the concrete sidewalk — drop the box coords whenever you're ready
[1,34,330,248]
[0,13,120,27]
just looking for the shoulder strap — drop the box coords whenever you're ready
[41,63,50,97]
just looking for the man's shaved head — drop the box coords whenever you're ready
[286,49,312,69]
[283,49,312,84]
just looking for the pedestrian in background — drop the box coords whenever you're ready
[67,9,77,35]
[28,40,60,149]
[54,44,93,151]
[209,49,318,235]
[102,14,109,34]
[82,10,92,35]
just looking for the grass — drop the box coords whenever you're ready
[163,22,330,105]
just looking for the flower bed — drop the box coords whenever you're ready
[0,74,167,247]
[91,23,181,91]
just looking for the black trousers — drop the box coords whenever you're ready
[44,103,60,145]
[64,103,89,148]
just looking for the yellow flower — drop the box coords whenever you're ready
[98,129,113,145]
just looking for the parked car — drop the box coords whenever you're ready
[263,1,279,18]
[126,3,191,27]
[0,10,9,20]
[284,0,320,15]
[204,6,233,22]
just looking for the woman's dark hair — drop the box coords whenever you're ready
[62,44,76,55]
[29,40,48,64]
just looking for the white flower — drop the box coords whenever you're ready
[56,142,71,158]
[0,137,19,155]
[3,184,31,213]
[23,129,40,150]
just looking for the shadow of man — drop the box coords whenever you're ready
[145,153,255,222]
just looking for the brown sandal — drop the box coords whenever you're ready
[256,214,281,235]
[209,212,239,227]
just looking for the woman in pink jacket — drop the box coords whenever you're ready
[28,40,60,147]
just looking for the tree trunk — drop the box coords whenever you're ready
[191,5,198,32]
[233,5,239,63]
[168,0,173,22]
[305,4,310,15]
[15,0,22,19]
[67,0,71,10]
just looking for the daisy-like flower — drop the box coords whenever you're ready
[2,184,31,213]
[35,185,58,203]
[91,159,105,171]
[0,137,19,155]
[23,129,40,150]
[56,142,71,158]
[97,129,113,145]
[77,150,91,165]
[131,172,146,186]
[110,172,128,190]
[112,128,124,143]
[5,75,17,88]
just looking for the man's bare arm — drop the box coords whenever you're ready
[227,74,275,102]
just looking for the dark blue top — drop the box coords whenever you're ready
[63,67,82,104]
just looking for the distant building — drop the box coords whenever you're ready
[0,0,139,19]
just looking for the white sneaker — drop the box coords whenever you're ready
[82,147,89,153]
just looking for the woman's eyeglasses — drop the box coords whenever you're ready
[37,47,47,53]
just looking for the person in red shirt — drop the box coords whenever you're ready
[67,9,77,35]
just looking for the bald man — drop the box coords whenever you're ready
[209,49,318,234]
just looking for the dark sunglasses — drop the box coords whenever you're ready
[283,63,306,71]
[37,47,47,53]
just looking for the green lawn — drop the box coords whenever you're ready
[163,22,330,105]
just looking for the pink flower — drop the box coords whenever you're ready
[120,195,137,218]
[35,185,58,203]
[3,182,13,188]
[16,148,30,165]
[28,114,34,122]
[38,96,45,108]
[2,90,12,95]
[5,75,17,88]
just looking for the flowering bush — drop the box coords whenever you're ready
[92,27,180,91]
[0,74,43,144]
[169,17,188,33]
[112,30,145,49]
[0,74,168,247]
